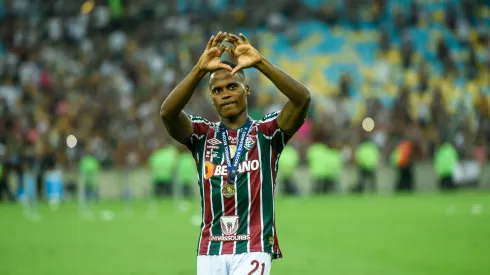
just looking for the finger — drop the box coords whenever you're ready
[214,31,227,44]
[239,33,250,44]
[231,64,243,75]
[228,34,243,45]
[225,37,240,48]
[211,32,222,47]
[219,45,228,53]
[217,32,228,45]
[218,62,233,71]
[206,35,214,49]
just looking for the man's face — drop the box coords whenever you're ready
[209,69,248,119]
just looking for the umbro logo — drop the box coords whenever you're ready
[207,138,222,146]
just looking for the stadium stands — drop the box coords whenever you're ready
[0,0,488,173]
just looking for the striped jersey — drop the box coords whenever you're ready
[186,111,293,259]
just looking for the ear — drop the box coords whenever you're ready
[245,85,250,96]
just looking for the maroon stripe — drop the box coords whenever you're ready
[248,125,263,252]
[199,178,212,255]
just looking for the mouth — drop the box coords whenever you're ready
[221,101,237,108]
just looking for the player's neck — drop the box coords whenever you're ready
[220,111,249,130]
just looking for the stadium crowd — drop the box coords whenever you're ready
[0,0,489,199]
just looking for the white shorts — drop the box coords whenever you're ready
[197,252,272,275]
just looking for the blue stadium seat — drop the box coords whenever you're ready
[354,42,377,65]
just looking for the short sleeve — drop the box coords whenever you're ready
[257,111,294,153]
[186,115,213,152]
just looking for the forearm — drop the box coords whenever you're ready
[160,66,207,120]
[254,58,310,106]
[160,66,207,144]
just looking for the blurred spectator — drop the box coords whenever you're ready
[400,32,414,69]
[352,137,380,193]
[339,74,351,98]
[434,139,458,190]
[392,132,417,193]
[278,144,300,196]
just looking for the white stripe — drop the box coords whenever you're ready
[257,135,264,251]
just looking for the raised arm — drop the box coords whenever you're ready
[226,33,311,134]
[160,32,232,144]
[254,58,311,134]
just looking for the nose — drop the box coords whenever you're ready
[221,91,232,100]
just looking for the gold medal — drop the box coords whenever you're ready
[222,183,236,198]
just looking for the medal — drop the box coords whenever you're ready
[219,118,252,199]
[222,183,236,199]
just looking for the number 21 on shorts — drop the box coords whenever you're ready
[248,260,265,275]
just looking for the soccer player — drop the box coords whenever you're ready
[160,31,310,275]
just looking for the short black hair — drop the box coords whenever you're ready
[213,60,245,79]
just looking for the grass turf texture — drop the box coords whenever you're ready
[1,192,489,275]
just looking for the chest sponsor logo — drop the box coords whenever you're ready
[210,215,250,242]
[204,160,260,179]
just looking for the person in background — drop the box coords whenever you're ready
[353,137,380,193]
[36,145,56,201]
[434,139,458,190]
[392,136,416,192]
[278,143,300,196]
[149,144,178,198]
[79,153,100,201]
[307,142,340,194]
[0,155,15,202]
[324,144,342,193]
[175,146,197,199]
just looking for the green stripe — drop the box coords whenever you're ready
[195,136,207,255]
[209,164,223,255]
[259,133,274,253]
[235,153,250,254]
[271,132,286,153]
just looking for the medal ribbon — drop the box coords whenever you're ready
[219,118,252,185]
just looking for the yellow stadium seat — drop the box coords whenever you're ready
[433,10,445,24]
[405,71,418,87]
[387,49,401,65]
[296,32,323,52]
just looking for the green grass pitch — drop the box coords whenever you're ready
[1,192,489,275]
